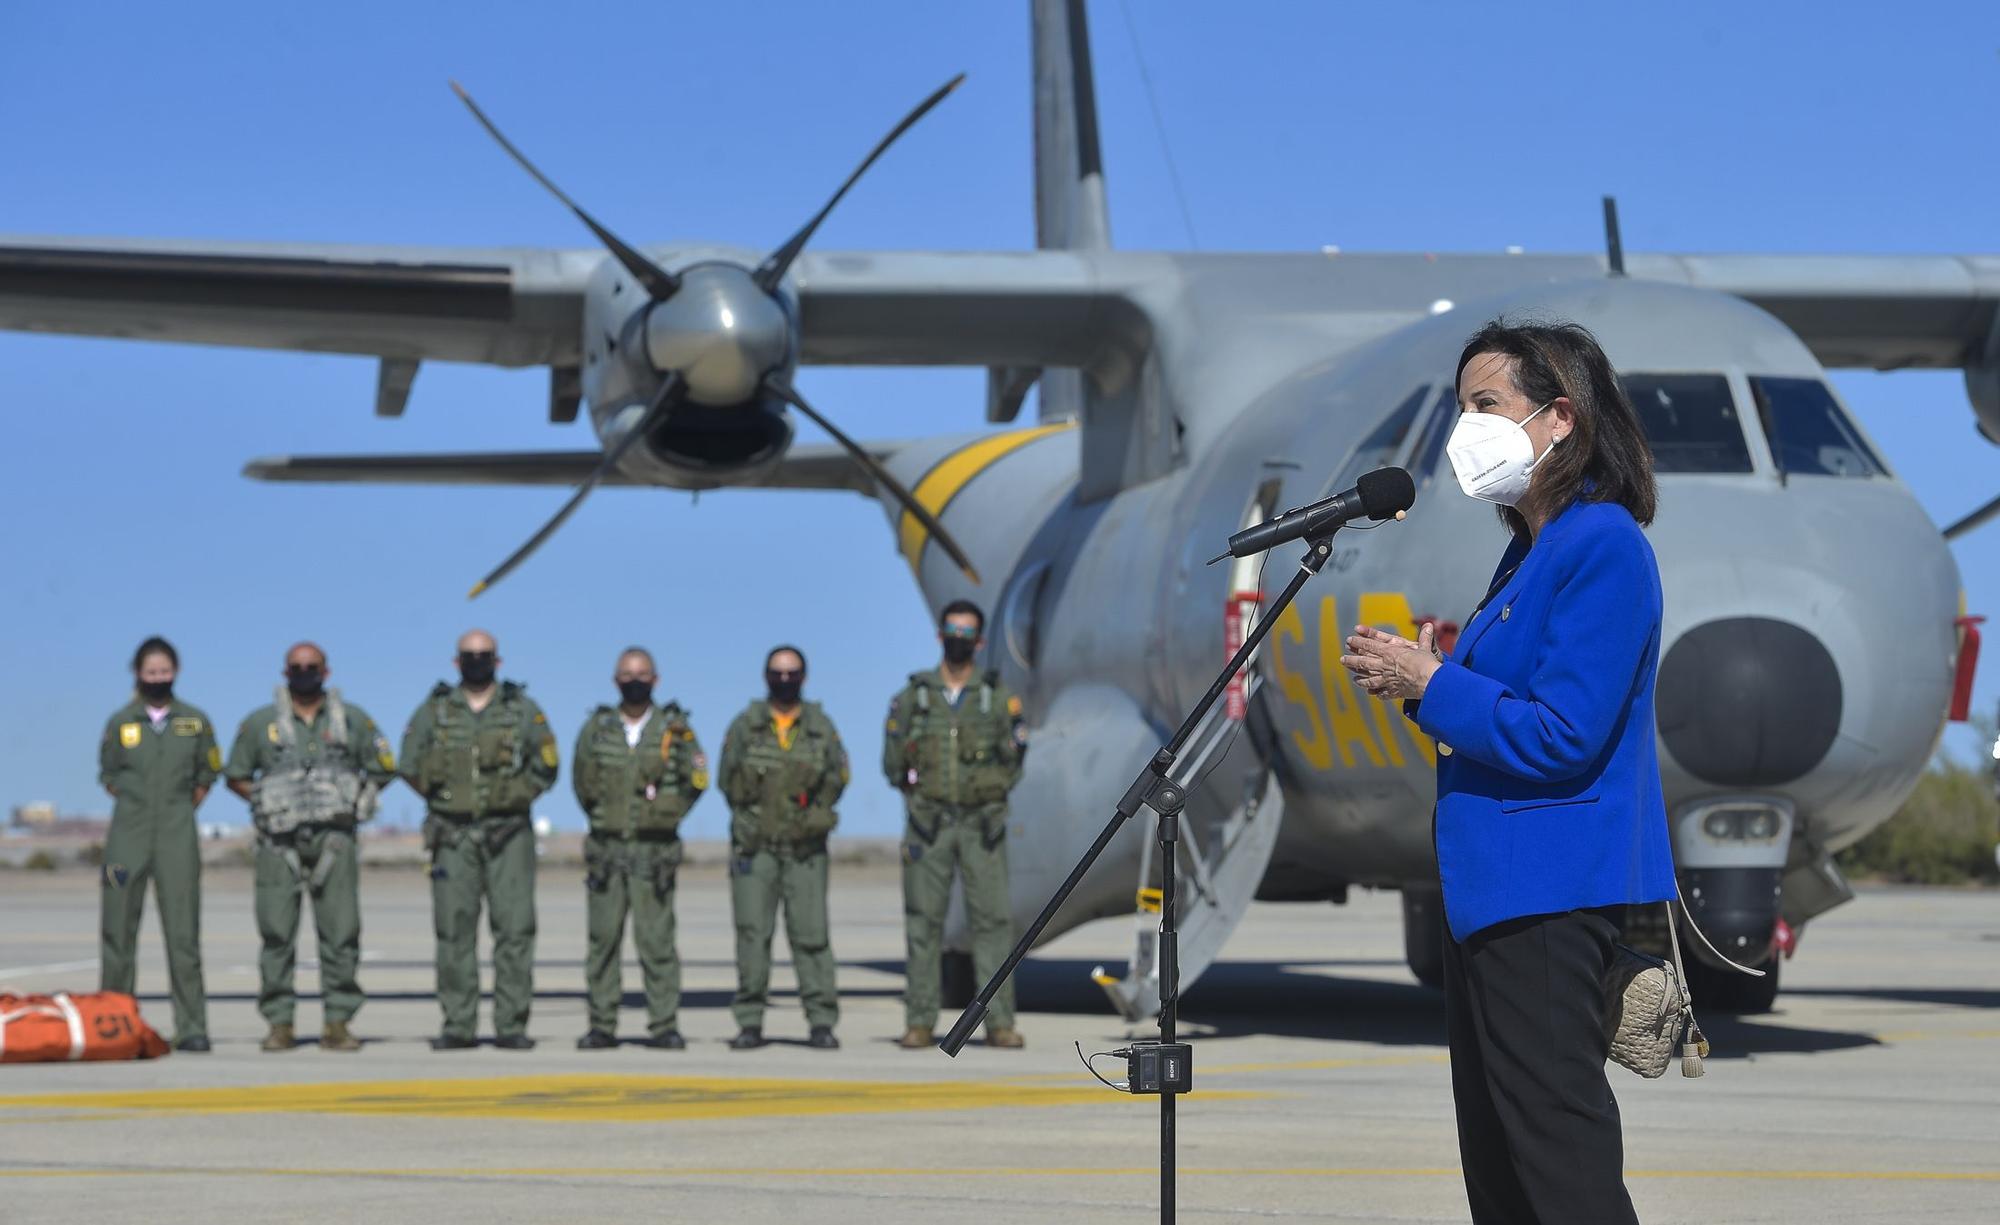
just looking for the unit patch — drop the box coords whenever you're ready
[119,723,142,748]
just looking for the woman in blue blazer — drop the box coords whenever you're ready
[1344,320,1673,1225]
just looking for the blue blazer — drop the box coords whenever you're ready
[1413,498,1676,941]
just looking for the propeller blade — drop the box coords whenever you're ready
[451,81,681,301]
[468,374,686,598]
[1943,491,2000,541]
[766,379,980,584]
[752,74,965,291]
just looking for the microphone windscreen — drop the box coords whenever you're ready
[1357,467,1416,520]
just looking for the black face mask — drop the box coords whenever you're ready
[765,672,803,705]
[138,680,173,704]
[618,679,654,707]
[286,667,324,698]
[941,637,978,666]
[458,652,497,687]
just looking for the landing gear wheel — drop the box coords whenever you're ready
[941,950,975,1009]
[1402,889,1446,990]
[1686,952,1780,1013]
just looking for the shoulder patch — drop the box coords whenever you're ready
[119,722,142,749]
[206,746,223,771]
[267,723,281,743]
[540,740,559,769]
[1007,695,1023,716]
[374,734,395,771]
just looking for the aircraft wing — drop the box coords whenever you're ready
[0,238,1123,371]
[241,443,880,493]
[0,238,594,367]
[1628,253,2000,371]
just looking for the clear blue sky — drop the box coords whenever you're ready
[3,1,1997,836]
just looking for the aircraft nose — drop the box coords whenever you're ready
[1656,617,1843,787]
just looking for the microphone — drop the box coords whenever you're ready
[1208,467,1415,563]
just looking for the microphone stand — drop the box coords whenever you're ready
[940,524,1346,1225]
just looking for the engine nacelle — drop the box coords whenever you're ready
[579,245,800,486]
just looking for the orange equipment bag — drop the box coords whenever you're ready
[0,991,171,1063]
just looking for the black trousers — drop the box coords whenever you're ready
[1443,907,1639,1225]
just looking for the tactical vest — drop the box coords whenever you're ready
[250,687,378,835]
[723,701,844,848]
[577,703,702,838]
[418,681,543,817]
[897,671,1022,808]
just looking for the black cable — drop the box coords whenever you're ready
[1115,0,1200,250]
[1076,1040,1129,1093]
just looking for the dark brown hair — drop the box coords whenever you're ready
[1455,318,1657,536]
[131,635,178,672]
[938,599,986,634]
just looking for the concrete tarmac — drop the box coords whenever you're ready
[0,865,1994,1223]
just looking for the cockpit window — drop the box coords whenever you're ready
[1406,385,1458,487]
[1620,374,1753,474]
[1749,376,1887,478]
[1329,385,1428,491]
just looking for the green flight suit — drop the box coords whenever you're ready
[572,701,707,1038]
[398,680,558,1040]
[719,700,848,1031]
[225,690,396,1029]
[97,695,220,1044]
[884,668,1028,1032]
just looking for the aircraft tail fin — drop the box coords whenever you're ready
[1033,0,1111,254]
[1008,0,1111,428]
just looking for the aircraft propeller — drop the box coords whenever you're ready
[452,76,978,598]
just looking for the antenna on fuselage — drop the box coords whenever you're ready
[1603,195,1626,277]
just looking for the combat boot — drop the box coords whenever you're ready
[728,1027,765,1050]
[260,1023,296,1052]
[896,1025,934,1050]
[321,1021,361,1053]
[808,1025,839,1050]
[987,1027,1026,1049]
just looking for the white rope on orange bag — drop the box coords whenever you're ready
[0,998,66,1059]
[53,992,87,1060]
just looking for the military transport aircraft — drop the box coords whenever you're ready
[3,0,1995,1016]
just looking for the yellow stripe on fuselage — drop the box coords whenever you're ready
[897,423,1075,573]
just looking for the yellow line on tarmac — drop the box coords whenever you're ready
[0,1165,1994,1184]
[1200,1053,1451,1075]
[0,1073,1255,1124]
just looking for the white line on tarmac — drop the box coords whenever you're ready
[0,959,98,982]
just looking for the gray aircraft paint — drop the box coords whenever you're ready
[0,2,1986,1006]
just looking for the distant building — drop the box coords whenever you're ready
[11,802,57,829]
[7,803,109,838]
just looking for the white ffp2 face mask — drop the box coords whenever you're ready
[1446,401,1558,506]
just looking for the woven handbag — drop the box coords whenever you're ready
[1603,897,1764,1079]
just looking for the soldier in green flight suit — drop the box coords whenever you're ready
[719,645,848,1050]
[97,636,219,1053]
[398,629,559,1051]
[884,601,1029,1050]
[224,642,396,1054]
[572,646,708,1051]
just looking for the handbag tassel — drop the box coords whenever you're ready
[1681,1015,1708,1079]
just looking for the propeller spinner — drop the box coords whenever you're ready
[452,75,978,598]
